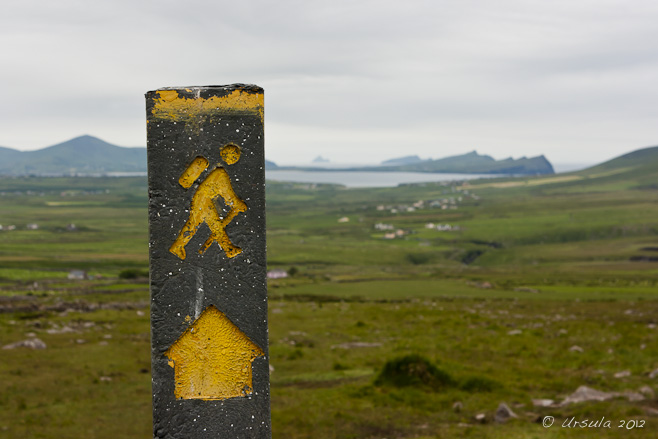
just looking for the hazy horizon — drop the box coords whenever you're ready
[0,133,600,172]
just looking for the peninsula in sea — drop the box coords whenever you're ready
[270,151,555,176]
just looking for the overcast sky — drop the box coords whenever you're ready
[1,0,657,166]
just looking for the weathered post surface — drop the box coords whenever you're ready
[146,85,270,438]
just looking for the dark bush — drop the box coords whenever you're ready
[118,268,149,279]
[374,354,455,390]
[460,376,499,392]
[460,249,484,265]
[406,253,431,265]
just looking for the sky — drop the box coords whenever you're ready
[1,0,657,167]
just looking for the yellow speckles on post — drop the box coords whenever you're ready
[179,157,209,189]
[164,305,264,400]
[220,144,241,165]
[151,89,264,134]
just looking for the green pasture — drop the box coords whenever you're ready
[0,156,657,438]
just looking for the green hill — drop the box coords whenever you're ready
[587,145,658,169]
[0,135,146,176]
[569,145,658,190]
[580,145,658,176]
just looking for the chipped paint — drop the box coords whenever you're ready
[169,148,247,260]
[165,305,264,400]
[151,88,264,134]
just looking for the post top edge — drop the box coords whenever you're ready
[147,84,262,95]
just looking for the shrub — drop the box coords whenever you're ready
[460,376,499,392]
[374,354,455,390]
[406,253,431,265]
[118,268,149,279]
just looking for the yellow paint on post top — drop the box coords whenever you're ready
[165,305,265,400]
[151,88,264,134]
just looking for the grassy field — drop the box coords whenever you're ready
[0,149,657,438]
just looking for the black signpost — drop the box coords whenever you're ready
[146,85,271,438]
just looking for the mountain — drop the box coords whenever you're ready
[372,151,554,175]
[0,135,146,176]
[397,151,554,175]
[381,155,425,166]
[312,155,329,163]
[279,150,555,175]
[265,160,278,170]
[574,145,658,189]
[581,145,658,174]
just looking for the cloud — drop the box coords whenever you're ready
[0,0,657,165]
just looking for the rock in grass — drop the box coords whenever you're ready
[614,370,631,378]
[622,391,644,402]
[2,338,46,350]
[649,368,658,379]
[374,354,455,390]
[560,385,646,406]
[532,399,554,408]
[494,402,518,423]
[639,385,655,398]
[560,386,614,406]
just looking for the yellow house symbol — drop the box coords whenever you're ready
[164,305,265,400]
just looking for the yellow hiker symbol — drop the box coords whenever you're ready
[170,144,247,260]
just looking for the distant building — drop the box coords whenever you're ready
[66,223,78,231]
[26,223,39,230]
[267,269,288,280]
[337,217,349,223]
[68,270,88,280]
[374,223,394,231]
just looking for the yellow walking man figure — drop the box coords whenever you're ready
[169,144,247,260]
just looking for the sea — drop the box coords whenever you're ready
[265,170,498,188]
